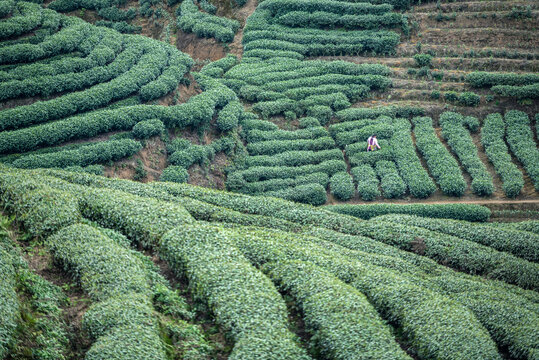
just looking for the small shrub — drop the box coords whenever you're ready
[132,119,165,139]
[330,172,355,201]
[413,53,433,67]
[160,166,189,183]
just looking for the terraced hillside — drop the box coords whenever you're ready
[0,1,538,357]
[1,0,537,206]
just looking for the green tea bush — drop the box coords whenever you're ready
[466,71,539,87]
[375,161,406,198]
[80,187,194,247]
[379,214,539,262]
[217,101,242,131]
[351,165,380,201]
[0,0,14,18]
[0,79,230,154]
[246,136,336,155]
[0,2,42,39]
[325,203,491,221]
[48,224,152,300]
[160,224,310,359]
[132,119,165,139]
[48,224,168,359]
[480,113,524,198]
[413,53,432,67]
[234,159,346,183]
[0,36,169,131]
[330,172,354,200]
[265,183,327,205]
[440,112,494,196]
[0,19,90,64]
[411,116,466,196]
[0,174,81,238]
[0,248,18,359]
[139,46,193,102]
[160,166,189,184]
[492,83,539,99]
[225,227,502,360]
[246,127,328,143]
[177,0,240,43]
[1,27,123,80]
[458,91,481,106]
[238,172,329,195]
[390,118,435,198]
[243,9,400,56]
[275,11,403,30]
[259,0,393,17]
[263,260,411,360]
[245,149,343,167]
[306,105,333,125]
[504,110,539,190]
[12,139,142,169]
[360,219,539,290]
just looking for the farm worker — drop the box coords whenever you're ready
[367,135,381,152]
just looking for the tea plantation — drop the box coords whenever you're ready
[0,0,538,359]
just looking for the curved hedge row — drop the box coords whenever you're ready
[324,203,491,222]
[0,18,91,64]
[0,36,169,131]
[217,100,242,131]
[411,116,466,196]
[334,122,393,147]
[160,225,311,359]
[263,260,411,360]
[226,60,390,83]
[48,224,168,359]
[133,119,165,139]
[504,110,539,190]
[480,113,524,198]
[243,9,400,57]
[0,78,230,154]
[378,214,539,263]
[361,219,539,290]
[0,37,141,101]
[177,0,240,43]
[11,139,142,169]
[139,44,193,102]
[226,226,503,360]
[0,27,123,81]
[0,0,14,18]
[0,1,42,39]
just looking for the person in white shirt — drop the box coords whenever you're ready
[367,134,381,152]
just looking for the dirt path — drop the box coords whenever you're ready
[228,0,258,59]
